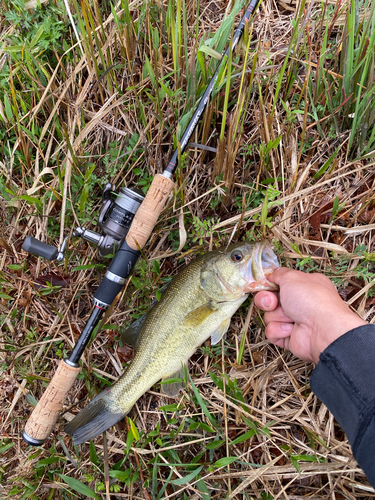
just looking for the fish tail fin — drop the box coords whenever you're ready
[65,396,127,445]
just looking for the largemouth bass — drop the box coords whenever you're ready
[65,240,279,444]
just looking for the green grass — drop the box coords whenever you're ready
[1,0,375,498]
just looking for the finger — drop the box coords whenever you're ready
[265,320,293,340]
[268,266,316,286]
[269,267,336,292]
[264,305,294,325]
[265,321,292,349]
[268,336,291,351]
[254,291,279,311]
[267,267,295,284]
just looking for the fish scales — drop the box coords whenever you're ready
[65,241,279,444]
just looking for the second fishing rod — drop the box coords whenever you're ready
[22,0,262,446]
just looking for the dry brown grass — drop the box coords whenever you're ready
[1,0,375,498]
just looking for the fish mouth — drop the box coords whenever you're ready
[241,241,279,292]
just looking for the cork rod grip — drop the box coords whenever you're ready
[24,360,81,444]
[126,174,175,250]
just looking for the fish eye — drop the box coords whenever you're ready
[231,250,243,262]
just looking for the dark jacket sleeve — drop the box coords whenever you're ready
[310,324,375,487]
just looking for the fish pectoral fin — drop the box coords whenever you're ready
[161,367,185,397]
[184,302,218,327]
[211,317,231,345]
[65,394,126,445]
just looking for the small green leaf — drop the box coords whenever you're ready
[109,469,132,482]
[19,483,38,499]
[230,429,255,445]
[30,25,44,48]
[208,371,224,391]
[58,474,100,499]
[18,195,42,206]
[26,392,38,407]
[214,456,238,468]
[290,455,300,473]
[126,428,134,452]
[197,422,216,433]
[90,441,98,466]
[5,45,24,53]
[170,465,204,485]
[237,329,247,364]
[160,377,184,385]
[131,276,143,289]
[4,94,13,121]
[242,416,258,430]
[198,45,222,60]
[128,417,139,440]
[189,375,218,429]
[197,50,206,82]
[35,457,60,468]
[260,425,271,437]
[313,144,341,179]
[7,264,23,270]
[159,403,180,412]
[152,259,161,275]
[332,196,339,216]
[205,439,224,450]
[196,478,210,500]
[290,242,301,256]
[144,54,157,90]
[260,190,269,236]
[261,492,274,500]
[156,468,174,500]
[291,454,324,463]
[0,292,13,300]
[0,442,14,454]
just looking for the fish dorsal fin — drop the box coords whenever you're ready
[211,317,231,345]
[161,366,185,397]
[184,302,218,327]
[121,283,171,348]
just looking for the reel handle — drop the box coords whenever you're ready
[126,174,175,250]
[23,236,59,261]
[23,360,80,445]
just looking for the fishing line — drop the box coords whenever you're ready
[22,0,262,446]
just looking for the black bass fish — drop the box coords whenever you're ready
[65,240,279,444]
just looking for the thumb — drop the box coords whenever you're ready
[254,291,278,311]
[267,267,294,285]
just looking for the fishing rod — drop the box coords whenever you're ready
[22,0,262,446]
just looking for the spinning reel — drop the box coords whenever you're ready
[23,183,144,260]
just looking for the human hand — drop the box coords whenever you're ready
[254,267,367,364]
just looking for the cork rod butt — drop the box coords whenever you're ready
[126,174,175,250]
[22,431,46,446]
[23,359,81,446]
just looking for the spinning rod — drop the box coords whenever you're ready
[22,0,262,446]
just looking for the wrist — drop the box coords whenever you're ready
[312,312,367,363]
